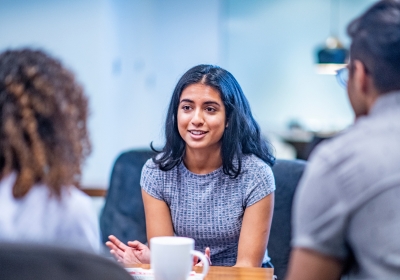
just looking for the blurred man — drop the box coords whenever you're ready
[286,1,400,279]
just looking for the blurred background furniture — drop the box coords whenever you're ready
[100,149,155,245]
[0,243,132,280]
[280,128,336,160]
[82,188,107,197]
[277,119,341,160]
[267,159,306,279]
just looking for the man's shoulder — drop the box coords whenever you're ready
[309,127,360,164]
[305,115,400,199]
[310,115,390,163]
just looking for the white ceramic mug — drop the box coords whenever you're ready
[150,236,209,280]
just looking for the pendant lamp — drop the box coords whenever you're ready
[315,0,348,74]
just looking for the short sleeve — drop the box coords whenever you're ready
[140,159,164,200]
[291,149,349,260]
[245,162,275,207]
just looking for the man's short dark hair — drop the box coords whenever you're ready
[347,0,400,93]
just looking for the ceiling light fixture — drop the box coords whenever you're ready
[315,0,348,75]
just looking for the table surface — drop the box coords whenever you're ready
[194,266,274,280]
[127,264,274,280]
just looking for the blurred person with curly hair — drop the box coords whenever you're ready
[0,48,100,252]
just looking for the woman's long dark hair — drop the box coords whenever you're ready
[151,64,275,178]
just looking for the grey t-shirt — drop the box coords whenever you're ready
[141,154,275,266]
[292,91,400,279]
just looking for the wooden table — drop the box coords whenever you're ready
[127,264,274,280]
[194,266,274,280]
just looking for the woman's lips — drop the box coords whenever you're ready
[188,130,208,139]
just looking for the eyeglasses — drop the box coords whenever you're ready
[336,67,348,88]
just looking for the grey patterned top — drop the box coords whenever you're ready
[141,154,275,266]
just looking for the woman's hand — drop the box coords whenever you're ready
[194,247,212,267]
[106,235,151,265]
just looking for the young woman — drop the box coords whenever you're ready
[107,64,275,267]
[0,49,100,252]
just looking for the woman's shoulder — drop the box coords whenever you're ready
[65,186,94,205]
[142,157,170,174]
[58,186,97,219]
[241,154,273,172]
[143,157,157,169]
[143,156,183,172]
[141,157,182,186]
[61,186,100,219]
[30,184,99,249]
[57,186,101,252]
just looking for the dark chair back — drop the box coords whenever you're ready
[0,243,132,280]
[268,159,306,279]
[100,149,155,244]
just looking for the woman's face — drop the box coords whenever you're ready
[177,83,226,153]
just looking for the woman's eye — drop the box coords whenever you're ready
[206,107,216,112]
[182,105,191,111]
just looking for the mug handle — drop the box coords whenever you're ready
[191,250,209,277]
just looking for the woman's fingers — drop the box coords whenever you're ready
[127,241,151,264]
[108,235,128,251]
[205,247,212,265]
[108,244,125,260]
[110,249,123,262]
[127,240,145,250]
[105,241,117,251]
[105,240,123,253]
[106,235,132,263]
[193,255,199,266]
[116,247,126,259]
[195,247,212,267]
[205,247,210,257]
[107,237,149,265]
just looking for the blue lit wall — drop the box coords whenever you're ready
[222,0,376,132]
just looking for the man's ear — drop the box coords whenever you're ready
[352,60,369,95]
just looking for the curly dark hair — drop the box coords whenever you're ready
[0,49,91,198]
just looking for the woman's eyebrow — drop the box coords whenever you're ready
[179,99,221,107]
[180,99,194,103]
[203,101,221,107]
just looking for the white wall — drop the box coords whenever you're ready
[0,0,222,188]
[0,0,377,188]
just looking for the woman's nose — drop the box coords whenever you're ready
[191,109,204,126]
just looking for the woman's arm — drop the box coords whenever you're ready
[105,189,174,264]
[234,193,274,267]
[142,189,175,242]
[143,189,212,266]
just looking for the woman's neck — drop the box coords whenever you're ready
[183,146,223,174]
